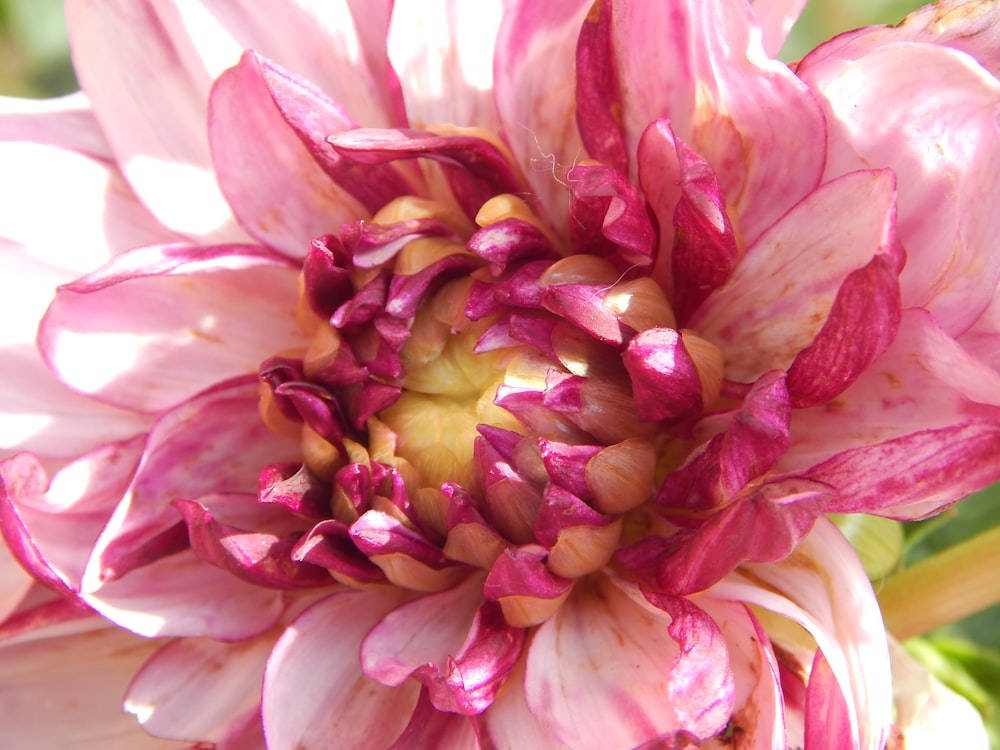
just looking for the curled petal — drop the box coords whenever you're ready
[174,495,332,590]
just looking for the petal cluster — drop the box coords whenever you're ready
[2,1,1000,748]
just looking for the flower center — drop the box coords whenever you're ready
[256,145,728,626]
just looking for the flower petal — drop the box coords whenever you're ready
[0,624,182,749]
[0,92,110,158]
[388,0,503,131]
[780,309,1000,511]
[710,518,893,750]
[692,169,900,383]
[262,589,420,750]
[39,244,302,414]
[605,0,825,241]
[125,634,275,743]
[524,574,730,747]
[494,0,591,232]
[207,52,374,256]
[800,40,1000,334]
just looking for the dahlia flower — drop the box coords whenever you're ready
[2,0,999,748]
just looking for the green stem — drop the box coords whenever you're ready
[878,526,1000,640]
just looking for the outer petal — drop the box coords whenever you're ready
[799,41,1000,334]
[262,589,420,750]
[0,439,144,595]
[65,0,400,240]
[710,519,893,750]
[691,169,900,383]
[1,243,152,464]
[125,634,276,743]
[207,52,373,256]
[798,0,1000,80]
[39,244,302,414]
[604,0,825,242]
[494,0,591,232]
[388,0,503,131]
[524,574,730,747]
[780,309,1000,500]
[0,136,175,460]
[0,92,110,158]
[0,624,186,749]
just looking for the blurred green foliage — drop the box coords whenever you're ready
[0,0,76,97]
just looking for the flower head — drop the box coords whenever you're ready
[2,0,1000,748]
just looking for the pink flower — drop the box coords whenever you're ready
[1,0,998,747]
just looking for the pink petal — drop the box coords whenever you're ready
[668,133,739,323]
[0,142,180,271]
[808,420,1000,520]
[0,438,144,594]
[0,540,33,624]
[0,624,178,749]
[780,309,1000,482]
[606,0,826,242]
[623,328,703,422]
[207,52,372,256]
[574,0,628,173]
[262,589,420,750]
[0,92,110,159]
[387,0,503,131]
[804,650,854,750]
[622,477,827,596]
[174,495,332,590]
[524,575,730,747]
[710,518,893,750]
[388,688,479,750]
[82,378,299,591]
[65,0,401,241]
[82,550,286,641]
[657,370,790,512]
[784,250,902,408]
[697,598,785,746]
[493,0,591,232]
[361,575,483,687]
[479,656,565,749]
[362,577,524,715]
[125,634,275,743]
[800,41,1000,334]
[39,244,302,413]
[691,169,899,383]
[64,0,245,241]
